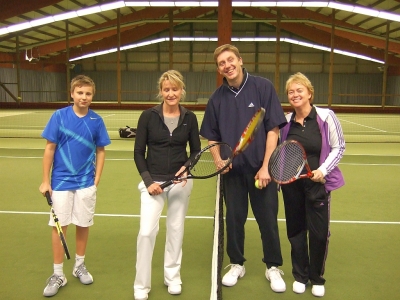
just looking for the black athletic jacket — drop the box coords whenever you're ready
[134,103,201,187]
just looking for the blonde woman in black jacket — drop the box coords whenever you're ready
[133,70,201,300]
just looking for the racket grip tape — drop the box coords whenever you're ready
[45,191,53,206]
[159,180,174,189]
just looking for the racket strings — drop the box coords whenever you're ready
[190,144,232,178]
[269,142,305,182]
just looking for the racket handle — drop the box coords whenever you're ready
[309,173,326,184]
[45,191,53,206]
[159,180,174,189]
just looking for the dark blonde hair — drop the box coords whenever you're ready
[285,72,314,103]
[157,70,186,101]
[213,44,241,65]
[70,75,95,94]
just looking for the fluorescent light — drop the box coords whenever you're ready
[312,44,330,51]
[7,22,31,33]
[100,1,126,11]
[77,6,102,16]
[378,11,400,22]
[281,37,298,44]
[2,0,400,37]
[352,7,379,17]
[70,36,382,64]
[328,2,354,12]
[301,2,328,8]
[53,11,78,22]
[30,16,55,27]
[199,1,218,7]
[0,28,9,35]
[254,37,276,42]
[233,2,251,7]
[251,2,277,7]
[173,37,196,41]
[71,49,116,61]
[120,37,167,50]
[276,2,302,7]
[176,2,201,6]
[149,1,175,6]
[125,1,150,6]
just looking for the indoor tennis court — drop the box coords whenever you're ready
[1,110,400,300]
[1,1,400,300]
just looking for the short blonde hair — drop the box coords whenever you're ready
[213,44,241,65]
[285,72,314,103]
[157,70,186,101]
[70,75,95,94]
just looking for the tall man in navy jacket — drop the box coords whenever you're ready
[200,44,288,293]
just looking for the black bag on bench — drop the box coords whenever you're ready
[119,126,136,138]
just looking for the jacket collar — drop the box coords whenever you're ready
[152,103,188,120]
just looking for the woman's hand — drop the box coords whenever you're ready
[174,166,187,186]
[311,170,325,183]
[148,182,162,195]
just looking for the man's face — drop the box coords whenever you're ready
[216,50,243,85]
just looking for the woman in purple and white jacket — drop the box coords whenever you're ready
[280,72,345,298]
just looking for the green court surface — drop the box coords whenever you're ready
[1,110,400,300]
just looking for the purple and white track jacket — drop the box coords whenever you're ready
[280,106,345,192]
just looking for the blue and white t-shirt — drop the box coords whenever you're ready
[42,106,111,191]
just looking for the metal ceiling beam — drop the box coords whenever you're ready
[25,8,210,60]
[312,24,400,55]
[0,0,61,22]
[237,7,400,64]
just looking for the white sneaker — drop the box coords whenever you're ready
[293,281,306,294]
[312,285,325,297]
[222,264,245,287]
[265,267,286,292]
[164,280,182,295]
[134,291,148,300]
[72,263,93,285]
[168,284,182,295]
[43,274,67,297]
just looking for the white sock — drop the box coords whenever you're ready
[54,263,63,276]
[75,254,85,268]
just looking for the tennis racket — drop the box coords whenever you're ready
[268,140,326,184]
[159,142,233,189]
[45,191,71,260]
[232,107,265,156]
[203,107,266,176]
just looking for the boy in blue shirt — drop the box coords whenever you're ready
[39,75,110,297]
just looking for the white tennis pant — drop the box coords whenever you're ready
[134,180,193,294]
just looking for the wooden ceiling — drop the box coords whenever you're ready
[1,0,400,68]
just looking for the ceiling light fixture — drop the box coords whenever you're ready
[0,1,399,36]
[69,36,384,64]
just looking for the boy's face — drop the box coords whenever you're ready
[71,85,94,109]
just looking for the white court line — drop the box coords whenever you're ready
[100,114,115,118]
[340,163,400,166]
[0,112,33,117]
[0,210,399,225]
[339,118,387,133]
